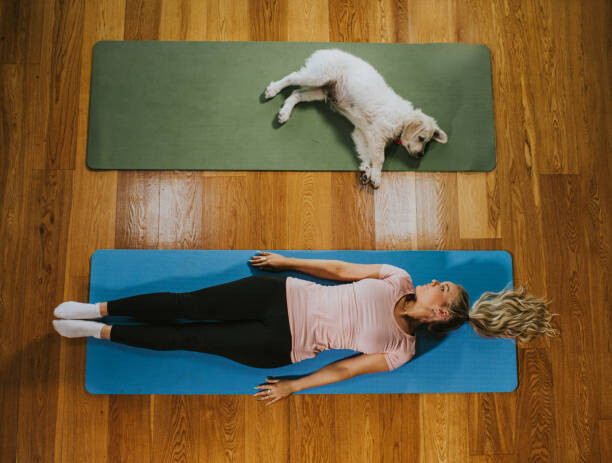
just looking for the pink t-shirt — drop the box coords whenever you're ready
[285,264,416,370]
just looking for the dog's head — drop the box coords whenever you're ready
[399,111,448,158]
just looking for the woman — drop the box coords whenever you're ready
[53,252,557,405]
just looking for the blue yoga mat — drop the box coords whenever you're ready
[86,250,517,394]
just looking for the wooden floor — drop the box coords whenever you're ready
[1,0,610,461]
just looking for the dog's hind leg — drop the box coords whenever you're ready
[265,66,330,99]
[277,87,327,123]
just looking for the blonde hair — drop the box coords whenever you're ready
[426,285,559,343]
[468,286,559,342]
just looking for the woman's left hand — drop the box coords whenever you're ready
[253,378,296,406]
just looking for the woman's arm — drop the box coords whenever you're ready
[254,353,389,406]
[249,251,382,281]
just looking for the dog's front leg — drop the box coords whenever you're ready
[351,129,371,184]
[368,141,386,189]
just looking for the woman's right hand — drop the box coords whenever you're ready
[248,251,289,272]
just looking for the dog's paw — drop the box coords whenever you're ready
[264,83,280,99]
[277,107,291,124]
[369,171,382,189]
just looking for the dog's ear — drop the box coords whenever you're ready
[403,118,423,137]
[432,127,448,144]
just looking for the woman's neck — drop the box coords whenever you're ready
[395,295,424,335]
[403,316,423,336]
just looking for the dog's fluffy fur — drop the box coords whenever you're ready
[264,49,448,188]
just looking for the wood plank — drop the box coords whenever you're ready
[198,397,245,463]
[158,172,203,249]
[375,172,417,250]
[470,456,514,463]
[206,0,249,41]
[458,172,499,239]
[335,395,381,463]
[0,0,20,63]
[599,420,612,463]
[328,0,369,42]
[515,348,555,463]
[245,172,289,250]
[379,394,421,463]
[108,395,153,463]
[422,393,470,463]
[0,63,29,463]
[45,0,85,169]
[159,0,207,40]
[0,64,25,235]
[202,175,250,248]
[248,0,288,41]
[244,396,289,463]
[26,0,54,170]
[0,0,45,64]
[17,169,73,462]
[286,0,329,41]
[415,173,460,250]
[116,172,161,249]
[124,0,162,40]
[521,0,578,174]
[540,174,598,462]
[331,174,376,249]
[398,0,456,43]
[286,172,333,249]
[468,392,516,456]
[366,0,396,42]
[459,238,502,252]
[151,396,200,463]
[568,0,612,419]
[290,395,336,462]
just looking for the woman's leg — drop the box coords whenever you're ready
[108,317,292,368]
[107,276,286,322]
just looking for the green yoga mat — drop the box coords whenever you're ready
[86,41,496,171]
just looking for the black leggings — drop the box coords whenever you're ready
[108,276,292,368]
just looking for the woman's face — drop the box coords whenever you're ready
[415,279,460,321]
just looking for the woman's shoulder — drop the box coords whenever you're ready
[384,339,416,370]
[379,264,410,278]
[379,265,414,291]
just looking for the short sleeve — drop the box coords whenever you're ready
[384,349,414,370]
[378,264,414,296]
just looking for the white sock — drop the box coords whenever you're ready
[54,301,102,319]
[53,320,105,339]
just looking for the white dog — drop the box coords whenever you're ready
[264,49,448,188]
